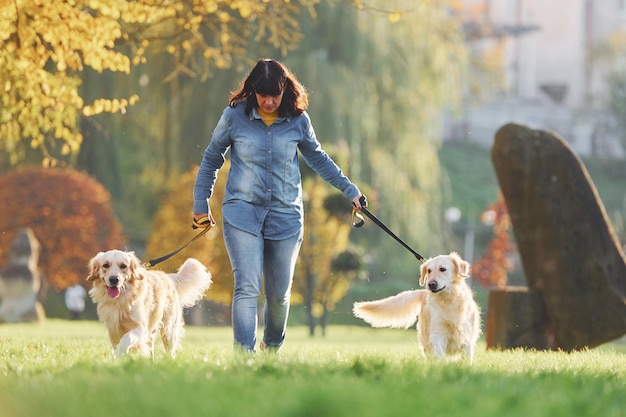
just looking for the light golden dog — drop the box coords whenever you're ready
[87,250,212,358]
[353,252,481,363]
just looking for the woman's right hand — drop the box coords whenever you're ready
[192,212,216,229]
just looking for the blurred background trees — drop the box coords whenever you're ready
[287,1,468,280]
[145,162,232,305]
[471,193,516,288]
[2,0,623,326]
[295,158,364,336]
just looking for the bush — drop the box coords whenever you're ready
[0,167,126,290]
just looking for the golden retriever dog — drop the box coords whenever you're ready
[353,252,481,363]
[87,250,212,358]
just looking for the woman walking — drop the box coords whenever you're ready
[193,59,364,352]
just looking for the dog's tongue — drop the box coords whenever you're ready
[107,287,121,298]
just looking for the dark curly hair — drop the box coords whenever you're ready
[229,59,308,117]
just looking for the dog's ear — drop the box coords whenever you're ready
[419,259,430,286]
[127,251,145,281]
[86,252,103,282]
[450,252,471,278]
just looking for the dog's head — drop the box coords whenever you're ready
[419,252,471,293]
[87,250,144,299]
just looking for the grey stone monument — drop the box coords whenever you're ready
[0,227,46,323]
[489,123,626,350]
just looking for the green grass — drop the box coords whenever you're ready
[1,320,625,417]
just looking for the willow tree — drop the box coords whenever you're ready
[288,1,468,277]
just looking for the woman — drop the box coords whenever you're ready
[193,58,364,352]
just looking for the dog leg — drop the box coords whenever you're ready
[465,343,475,365]
[114,327,151,358]
[430,335,447,360]
[161,310,184,359]
[148,334,156,359]
[114,337,131,358]
[162,327,183,359]
[416,342,427,359]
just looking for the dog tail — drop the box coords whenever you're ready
[173,258,212,308]
[353,290,426,329]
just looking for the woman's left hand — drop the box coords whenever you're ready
[352,194,367,210]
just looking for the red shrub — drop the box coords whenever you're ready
[0,167,126,290]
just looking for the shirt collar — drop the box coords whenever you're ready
[250,107,290,123]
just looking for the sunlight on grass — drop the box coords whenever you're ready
[0,320,624,417]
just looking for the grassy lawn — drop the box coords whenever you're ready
[0,320,625,417]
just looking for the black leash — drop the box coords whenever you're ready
[352,200,426,263]
[144,217,213,268]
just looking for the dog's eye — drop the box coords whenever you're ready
[427,268,432,274]
[439,267,446,272]
[103,262,110,269]
[119,263,128,270]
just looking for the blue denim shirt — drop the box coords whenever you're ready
[193,103,360,240]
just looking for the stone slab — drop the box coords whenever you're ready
[491,123,626,350]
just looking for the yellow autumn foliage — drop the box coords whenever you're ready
[145,163,232,304]
[0,0,318,166]
[294,176,358,317]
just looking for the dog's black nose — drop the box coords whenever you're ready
[428,281,438,291]
[109,276,119,286]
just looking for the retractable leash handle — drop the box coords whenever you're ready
[351,196,426,264]
[351,195,368,227]
[192,215,213,229]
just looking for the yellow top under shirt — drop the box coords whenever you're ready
[258,108,279,126]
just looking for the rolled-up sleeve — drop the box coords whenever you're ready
[193,108,232,213]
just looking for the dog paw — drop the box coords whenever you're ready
[113,344,130,358]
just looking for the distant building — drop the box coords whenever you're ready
[445,0,625,158]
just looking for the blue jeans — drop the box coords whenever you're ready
[223,220,303,351]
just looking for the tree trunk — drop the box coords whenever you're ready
[305,265,316,337]
[486,286,555,350]
[321,307,328,337]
